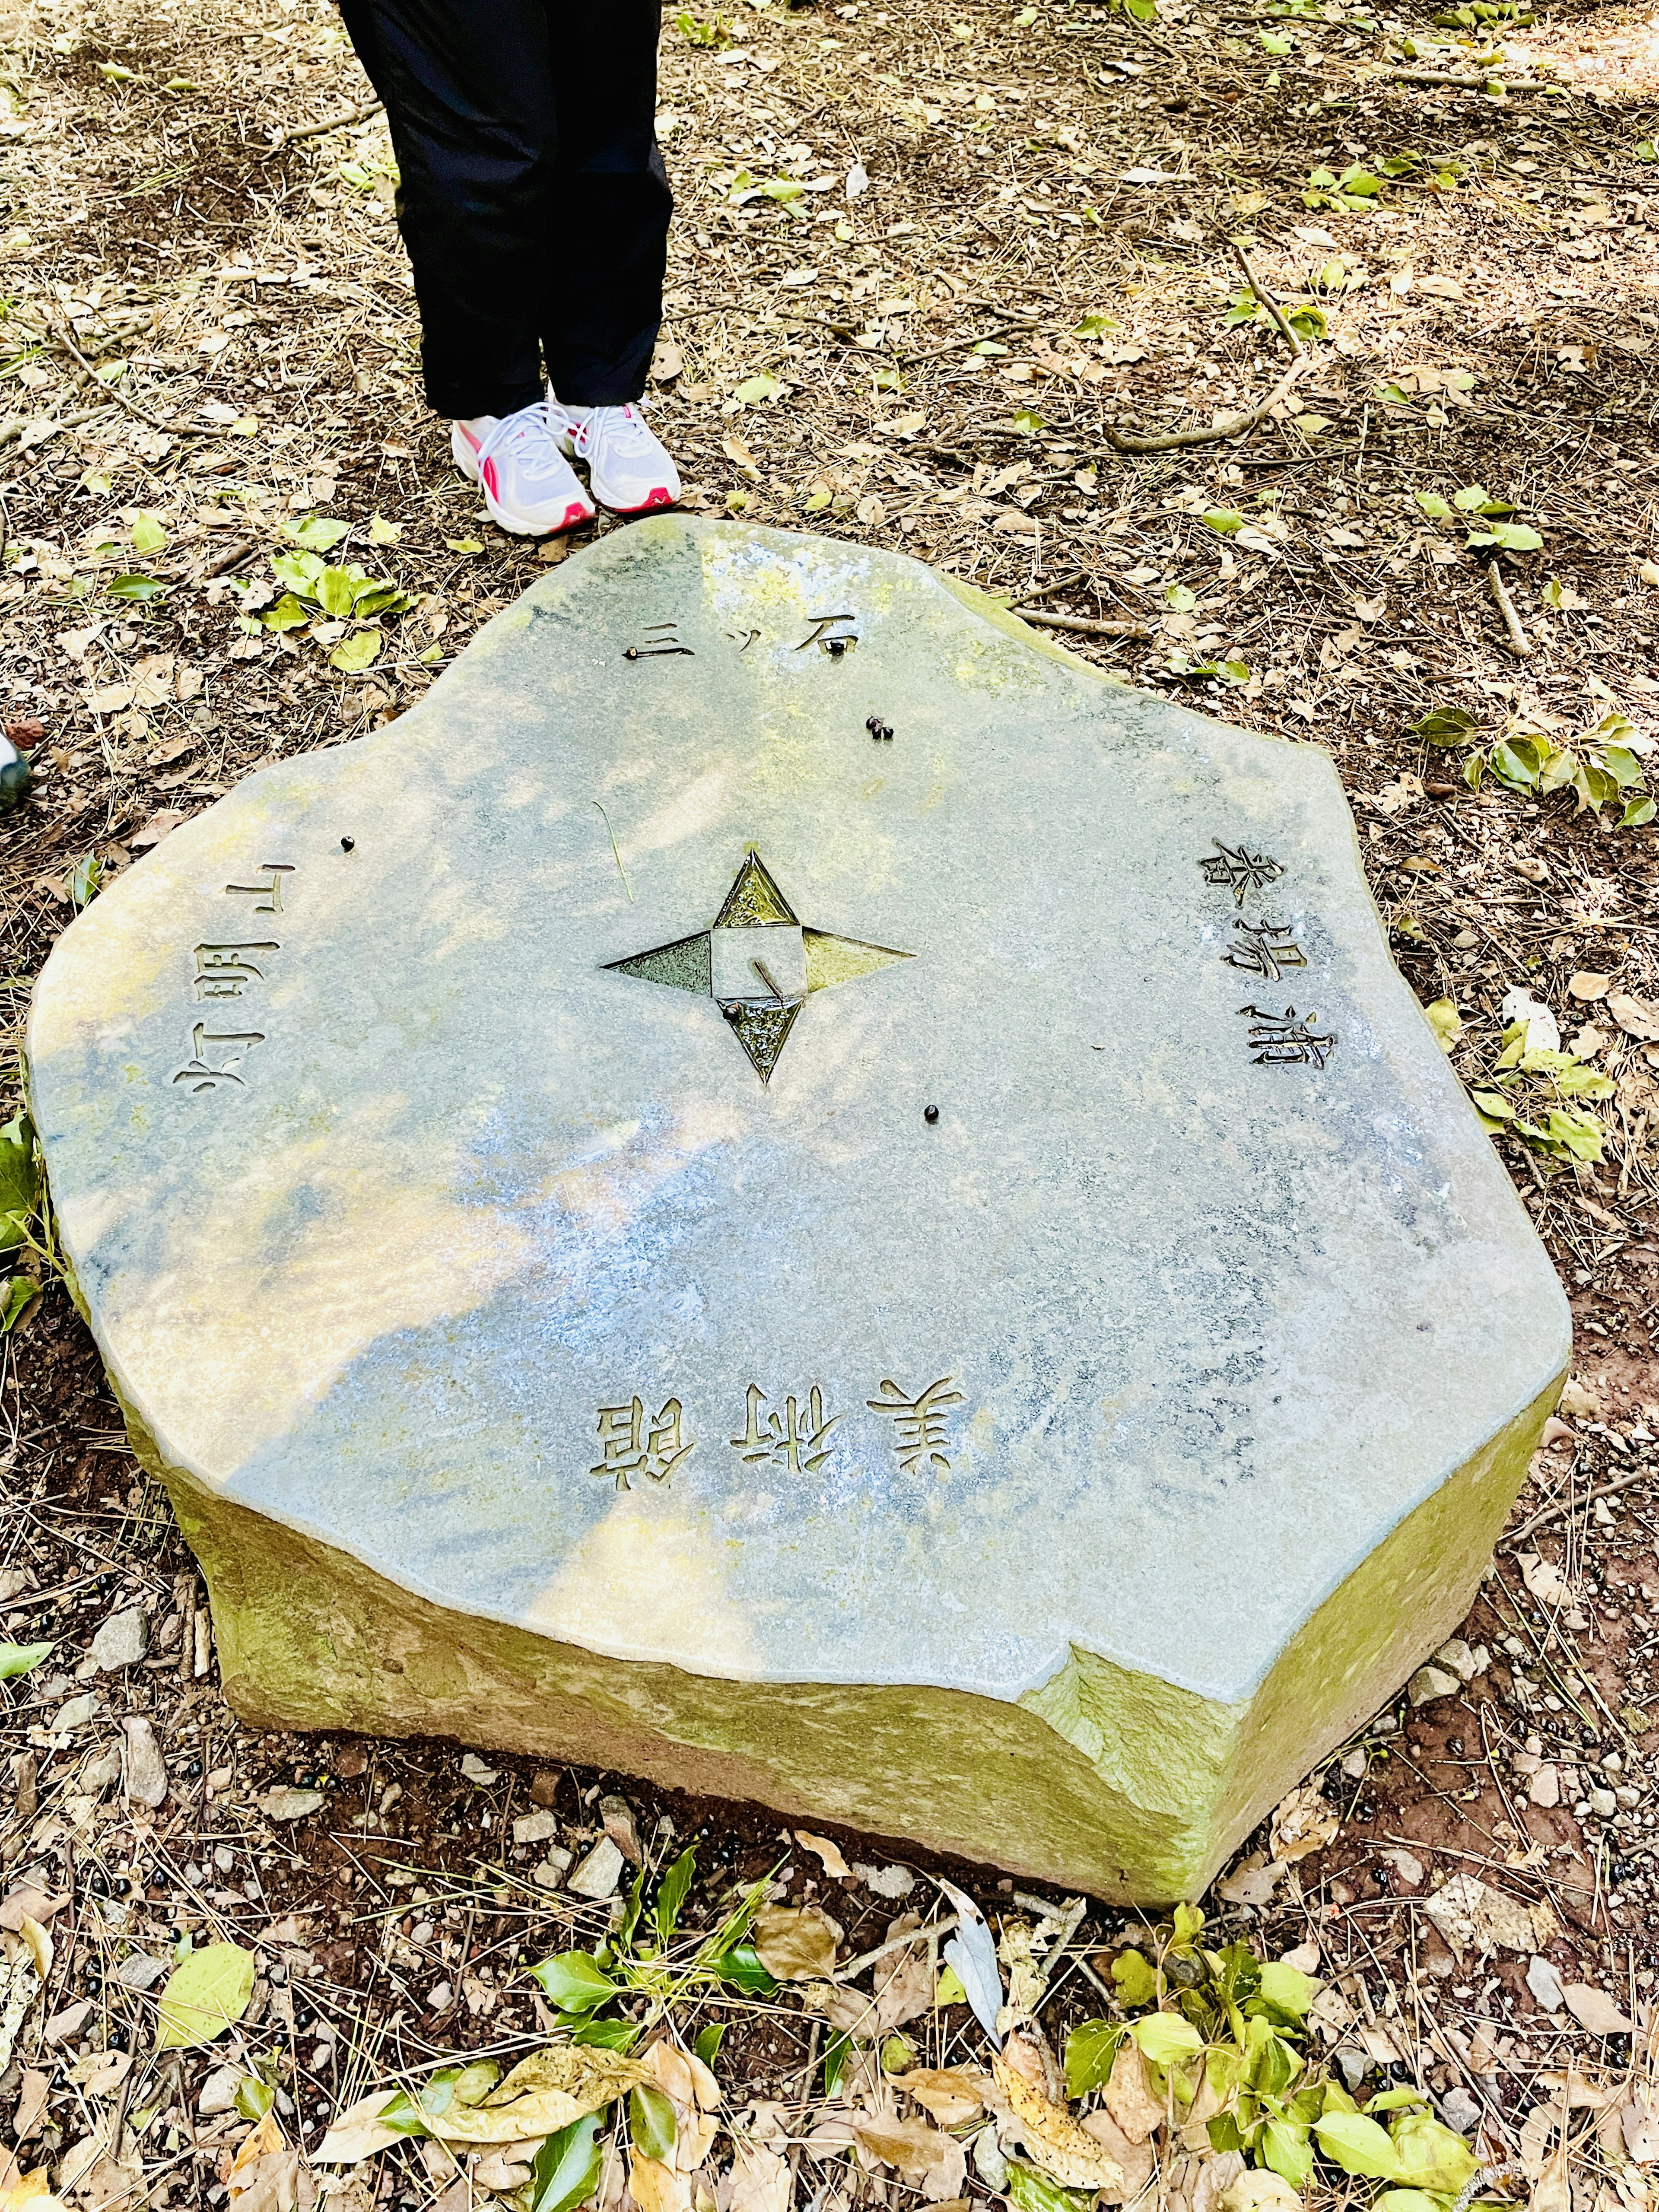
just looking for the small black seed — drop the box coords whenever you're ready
[341,836,355,852]
[923,1104,939,1124]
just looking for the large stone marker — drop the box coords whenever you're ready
[29,518,1568,1899]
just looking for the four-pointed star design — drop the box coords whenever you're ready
[605,849,910,1084]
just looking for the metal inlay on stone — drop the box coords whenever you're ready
[26,516,1570,1900]
[607,847,910,1084]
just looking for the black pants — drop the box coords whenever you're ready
[337,0,672,420]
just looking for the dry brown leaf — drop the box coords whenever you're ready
[872,1939,932,2032]
[900,2067,987,2127]
[1081,2109,1155,2203]
[852,2117,967,2201]
[1561,1983,1634,2036]
[992,2048,1124,2191]
[753,1905,843,1982]
[427,2046,650,2143]
[795,1831,852,1878]
[315,2092,404,2164]
[1269,1783,1338,1862]
[1102,2035,1163,2146]
[1620,2094,1659,2165]
[1218,2172,1303,2212]
[1421,1872,1549,1961]
[728,2142,791,2212]
[633,2155,693,2212]
[1607,991,1659,1042]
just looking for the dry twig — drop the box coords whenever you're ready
[267,95,385,150]
[1103,352,1315,454]
[1228,240,1304,360]
[1487,559,1532,656]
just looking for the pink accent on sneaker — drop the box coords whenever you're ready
[482,458,499,499]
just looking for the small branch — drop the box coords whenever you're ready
[1501,1464,1653,1548]
[1228,241,1303,359]
[0,401,114,454]
[1006,569,1087,607]
[267,95,385,150]
[1487,559,1532,657]
[834,1913,959,1984]
[1389,66,1560,90]
[48,315,174,433]
[1103,350,1314,455]
[1017,610,1148,638]
[203,540,260,579]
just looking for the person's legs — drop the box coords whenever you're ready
[540,0,673,406]
[337,0,556,421]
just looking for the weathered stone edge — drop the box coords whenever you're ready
[106,1353,1558,1902]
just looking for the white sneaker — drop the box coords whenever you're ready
[554,401,681,515]
[451,402,594,536]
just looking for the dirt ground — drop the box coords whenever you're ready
[0,0,1658,2200]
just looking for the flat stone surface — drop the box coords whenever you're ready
[29,517,1569,1892]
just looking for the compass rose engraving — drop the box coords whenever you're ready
[605,849,911,1085]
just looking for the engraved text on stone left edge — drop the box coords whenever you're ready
[174,864,292,1093]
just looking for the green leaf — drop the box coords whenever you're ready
[0,1278,38,1334]
[822,2029,854,2098]
[1287,304,1327,343]
[1203,508,1245,534]
[1112,1950,1159,2008]
[710,1942,779,1997]
[1066,2019,1128,2098]
[329,630,382,674]
[289,515,351,551]
[1408,706,1481,745]
[1364,2090,1431,2115]
[367,514,403,544]
[318,566,358,620]
[67,855,103,909]
[446,537,486,555]
[155,1942,256,2050]
[130,510,168,554]
[629,2083,678,2162]
[1005,2162,1097,2212]
[934,1964,967,2005]
[571,2017,641,2052]
[1315,2112,1404,2179]
[0,1640,52,1679]
[1468,521,1543,552]
[272,550,327,593]
[1452,484,1490,511]
[1595,745,1644,788]
[1261,28,1294,49]
[654,1846,697,1942]
[261,594,311,632]
[106,573,168,601]
[529,1951,619,2013]
[733,374,784,404]
[1413,491,1453,518]
[0,1115,38,1252]
[1620,795,1656,827]
[234,2077,276,2121]
[1011,410,1046,435]
[1262,2118,1315,2188]
[1257,1961,1312,2018]
[1131,2013,1203,2065]
[350,583,413,618]
[1376,2195,1452,2212]
[1388,2113,1479,2198]
[1072,314,1119,336]
[1164,585,1197,613]
[694,2024,725,2070]
[531,2116,604,2212]
[972,340,1009,355]
[1424,998,1463,1053]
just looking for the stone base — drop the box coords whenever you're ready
[135,1377,1556,1902]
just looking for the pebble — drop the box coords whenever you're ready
[529,1771,559,1808]
[1407,1663,1461,1707]
[532,1853,572,1890]
[460,1754,499,1785]
[567,1836,624,1900]
[1526,1953,1567,2012]
[55,1693,97,1732]
[1438,2087,1481,2136]
[512,1809,561,1847]
[83,1747,123,1797]
[854,1862,915,1899]
[198,2066,244,2117]
[255,1787,326,1821]
[1588,1786,1618,1817]
[114,1952,170,1992]
[600,1793,642,1865]
[121,1716,167,1807]
[90,1608,149,1672]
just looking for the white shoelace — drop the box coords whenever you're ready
[569,404,655,456]
[474,403,566,482]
